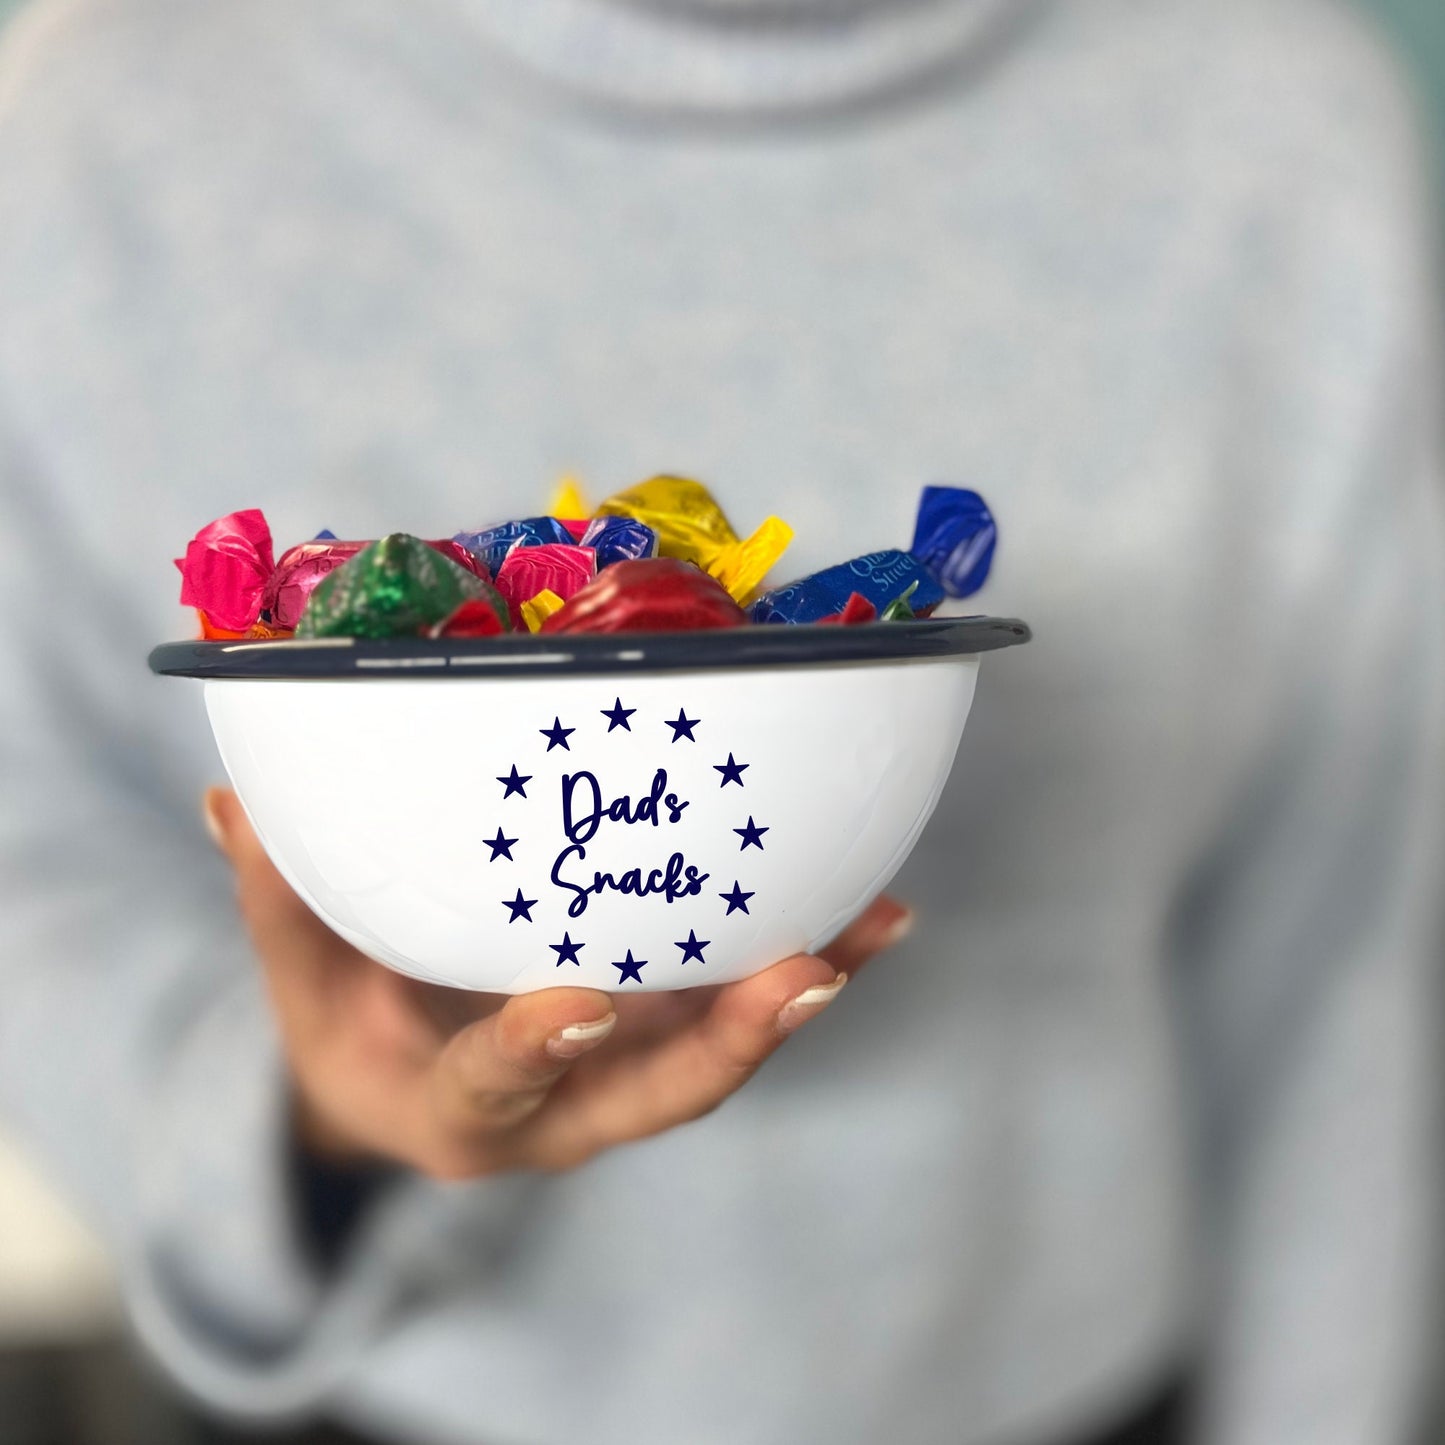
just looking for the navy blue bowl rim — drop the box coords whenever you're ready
[148,615,1031,680]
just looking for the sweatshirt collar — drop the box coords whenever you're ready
[465,0,1029,120]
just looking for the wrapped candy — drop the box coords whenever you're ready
[197,614,292,641]
[520,589,566,633]
[494,544,597,626]
[430,598,507,638]
[179,480,998,642]
[431,539,493,581]
[909,486,996,599]
[546,473,594,541]
[596,476,791,604]
[453,517,574,576]
[541,558,748,635]
[880,581,921,622]
[176,509,276,633]
[749,551,944,625]
[262,537,489,630]
[580,515,659,569]
[261,540,364,629]
[547,475,591,521]
[296,533,509,639]
[815,592,877,626]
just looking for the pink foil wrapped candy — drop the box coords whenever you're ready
[262,536,490,630]
[175,509,276,633]
[261,540,364,630]
[494,543,596,626]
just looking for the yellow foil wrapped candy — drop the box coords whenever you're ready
[596,475,792,603]
[547,475,592,521]
[520,588,566,633]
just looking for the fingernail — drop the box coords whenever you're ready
[882,904,915,949]
[777,974,847,1035]
[546,1012,617,1060]
[202,792,227,851]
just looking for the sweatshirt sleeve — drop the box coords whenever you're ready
[1174,117,1445,1445]
[0,416,455,1419]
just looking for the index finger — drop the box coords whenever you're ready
[516,894,914,1168]
[428,987,616,1162]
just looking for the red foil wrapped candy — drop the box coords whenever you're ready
[815,592,878,626]
[430,598,508,638]
[540,558,748,635]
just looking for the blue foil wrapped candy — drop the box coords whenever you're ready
[909,486,997,599]
[453,517,575,576]
[580,515,660,569]
[749,550,944,625]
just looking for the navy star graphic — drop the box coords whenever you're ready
[713,753,749,787]
[484,828,517,861]
[539,717,575,752]
[733,817,769,852]
[664,708,700,743]
[497,764,532,800]
[612,950,647,984]
[674,929,710,964]
[601,697,636,732]
[549,933,585,967]
[502,889,537,923]
[720,881,755,916]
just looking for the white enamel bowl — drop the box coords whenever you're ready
[151,620,1028,993]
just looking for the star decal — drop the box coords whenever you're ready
[601,697,636,732]
[503,889,537,923]
[674,929,710,964]
[733,817,769,852]
[664,708,700,743]
[539,717,575,752]
[484,827,517,861]
[713,754,749,787]
[720,881,755,916]
[612,950,647,984]
[497,764,532,800]
[549,933,585,967]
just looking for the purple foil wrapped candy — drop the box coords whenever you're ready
[580,515,659,569]
[452,517,574,576]
[909,486,996,599]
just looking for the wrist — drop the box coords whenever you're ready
[289,1079,375,1166]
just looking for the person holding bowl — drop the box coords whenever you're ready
[0,2,1442,1444]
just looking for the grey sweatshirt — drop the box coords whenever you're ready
[0,1,1442,1442]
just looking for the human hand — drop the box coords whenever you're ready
[204,788,913,1180]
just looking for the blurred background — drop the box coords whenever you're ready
[0,0,1441,1442]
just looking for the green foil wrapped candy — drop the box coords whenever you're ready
[879,581,920,623]
[295,532,509,639]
